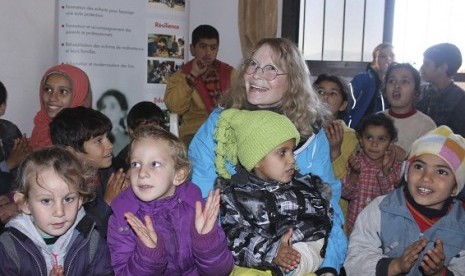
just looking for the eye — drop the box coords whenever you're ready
[41,198,52,206]
[130,162,140,168]
[401,79,411,85]
[412,163,423,170]
[437,169,449,176]
[43,86,53,94]
[329,91,340,97]
[64,196,76,204]
[317,89,325,95]
[60,88,71,95]
[379,137,387,142]
[263,65,278,73]
[248,59,259,67]
[151,161,161,168]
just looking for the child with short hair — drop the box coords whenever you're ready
[344,126,465,275]
[382,62,436,159]
[50,106,127,236]
[113,101,166,171]
[0,147,113,275]
[107,125,234,275]
[416,43,465,137]
[342,113,402,235]
[214,109,333,275]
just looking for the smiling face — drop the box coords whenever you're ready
[42,74,74,118]
[77,133,113,169]
[253,139,296,184]
[20,168,82,237]
[359,125,392,163]
[407,154,457,210]
[385,67,416,114]
[245,44,288,108]
[316,80,348,118]
[129,137,184,202]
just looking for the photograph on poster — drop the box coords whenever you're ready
[147,59,184,84]
[148,34,184,59]
[147,0,185,12]
[96,89,130,155]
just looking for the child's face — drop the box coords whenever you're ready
[407,154,457,210]
[253,139,296,184]
[245,44,288,109]
[386,67,416,114]
[190,38,218,66]
[99,96,124,126]
[420,57,443,84]
[78,134,113,169]
[42,74,73,118]
[359,125,392,163]
[20,168,82,237]
[0,102,6,116]
[129,137,182,202]
[316,80,348,118]
[374,48,394,74]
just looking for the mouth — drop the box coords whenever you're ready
[249,84,269,93]
[138,184,153,190]
[417,186,433,195]
[392,91,401,100]
[51,222,66,229]
[104,152,113,159]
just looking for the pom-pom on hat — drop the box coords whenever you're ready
[214,109,300,179]
[408,125,465,193]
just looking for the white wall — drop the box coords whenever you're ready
[0,1,58,135]
[0,0,281,135]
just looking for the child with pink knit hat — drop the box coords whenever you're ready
[214,108,333,276]
[345,125,465,275]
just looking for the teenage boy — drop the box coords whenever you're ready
[50,106,127,237]
[416,42,465,137]
[164,24,237,146]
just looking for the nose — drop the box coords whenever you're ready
[54,202,64,217]
[48,90,59,101]
[103,136,114,151]
[252,67,265,79]
[371,140,379,148]
[137,165,149,179]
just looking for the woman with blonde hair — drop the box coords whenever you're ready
[189,38,346,276]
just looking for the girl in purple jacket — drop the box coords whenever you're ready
[107,125,233,275]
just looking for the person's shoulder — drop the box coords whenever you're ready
[111,187,138,212]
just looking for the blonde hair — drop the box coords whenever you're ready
[15,147,96,204]
[130,125,191,175]
[221,38,331,139]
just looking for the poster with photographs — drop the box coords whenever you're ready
[58,0,189,152]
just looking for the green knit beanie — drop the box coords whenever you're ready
[215,108,300,179]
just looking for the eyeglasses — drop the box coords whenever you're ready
[243,59,287,81]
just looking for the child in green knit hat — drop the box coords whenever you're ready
[214,108,333,276]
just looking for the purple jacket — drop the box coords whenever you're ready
[107,181,233,276]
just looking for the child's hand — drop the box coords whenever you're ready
[381,144,396,176]
[273,228,301,273]
[103,169,127,205]
[324,121,344,161]
[195,189,220,235]
[390,238,427,275]
[125,212,158,248]
[348,153,361,173]
[6,135,32,171]
[420,239,446,276]
[49,265,64,276]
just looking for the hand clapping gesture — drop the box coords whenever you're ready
[125,212,158,249]
[195,189,220,235]
[324,120,344,162]
[273,228,301,273]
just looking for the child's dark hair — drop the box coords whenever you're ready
[192,25,219,46]
[50,106,112,153]
[384,62,421,97]
[127,101,167,132]
[424,43,462,76]
[96,89,129,130]
[130,125,191,175]
[0,81,7,105]
[313,74,351,117]
[356,113,397,142]
[15,147,95,203]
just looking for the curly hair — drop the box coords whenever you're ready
[15,146,96,204]
[220,37,331,140]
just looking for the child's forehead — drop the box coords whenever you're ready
[29,168,74,194]
[362,125,390,135]
[411,153,451,167]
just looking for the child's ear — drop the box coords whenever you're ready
[13,192,31,215]
[173,167,188,186]
[339,100,349,113]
